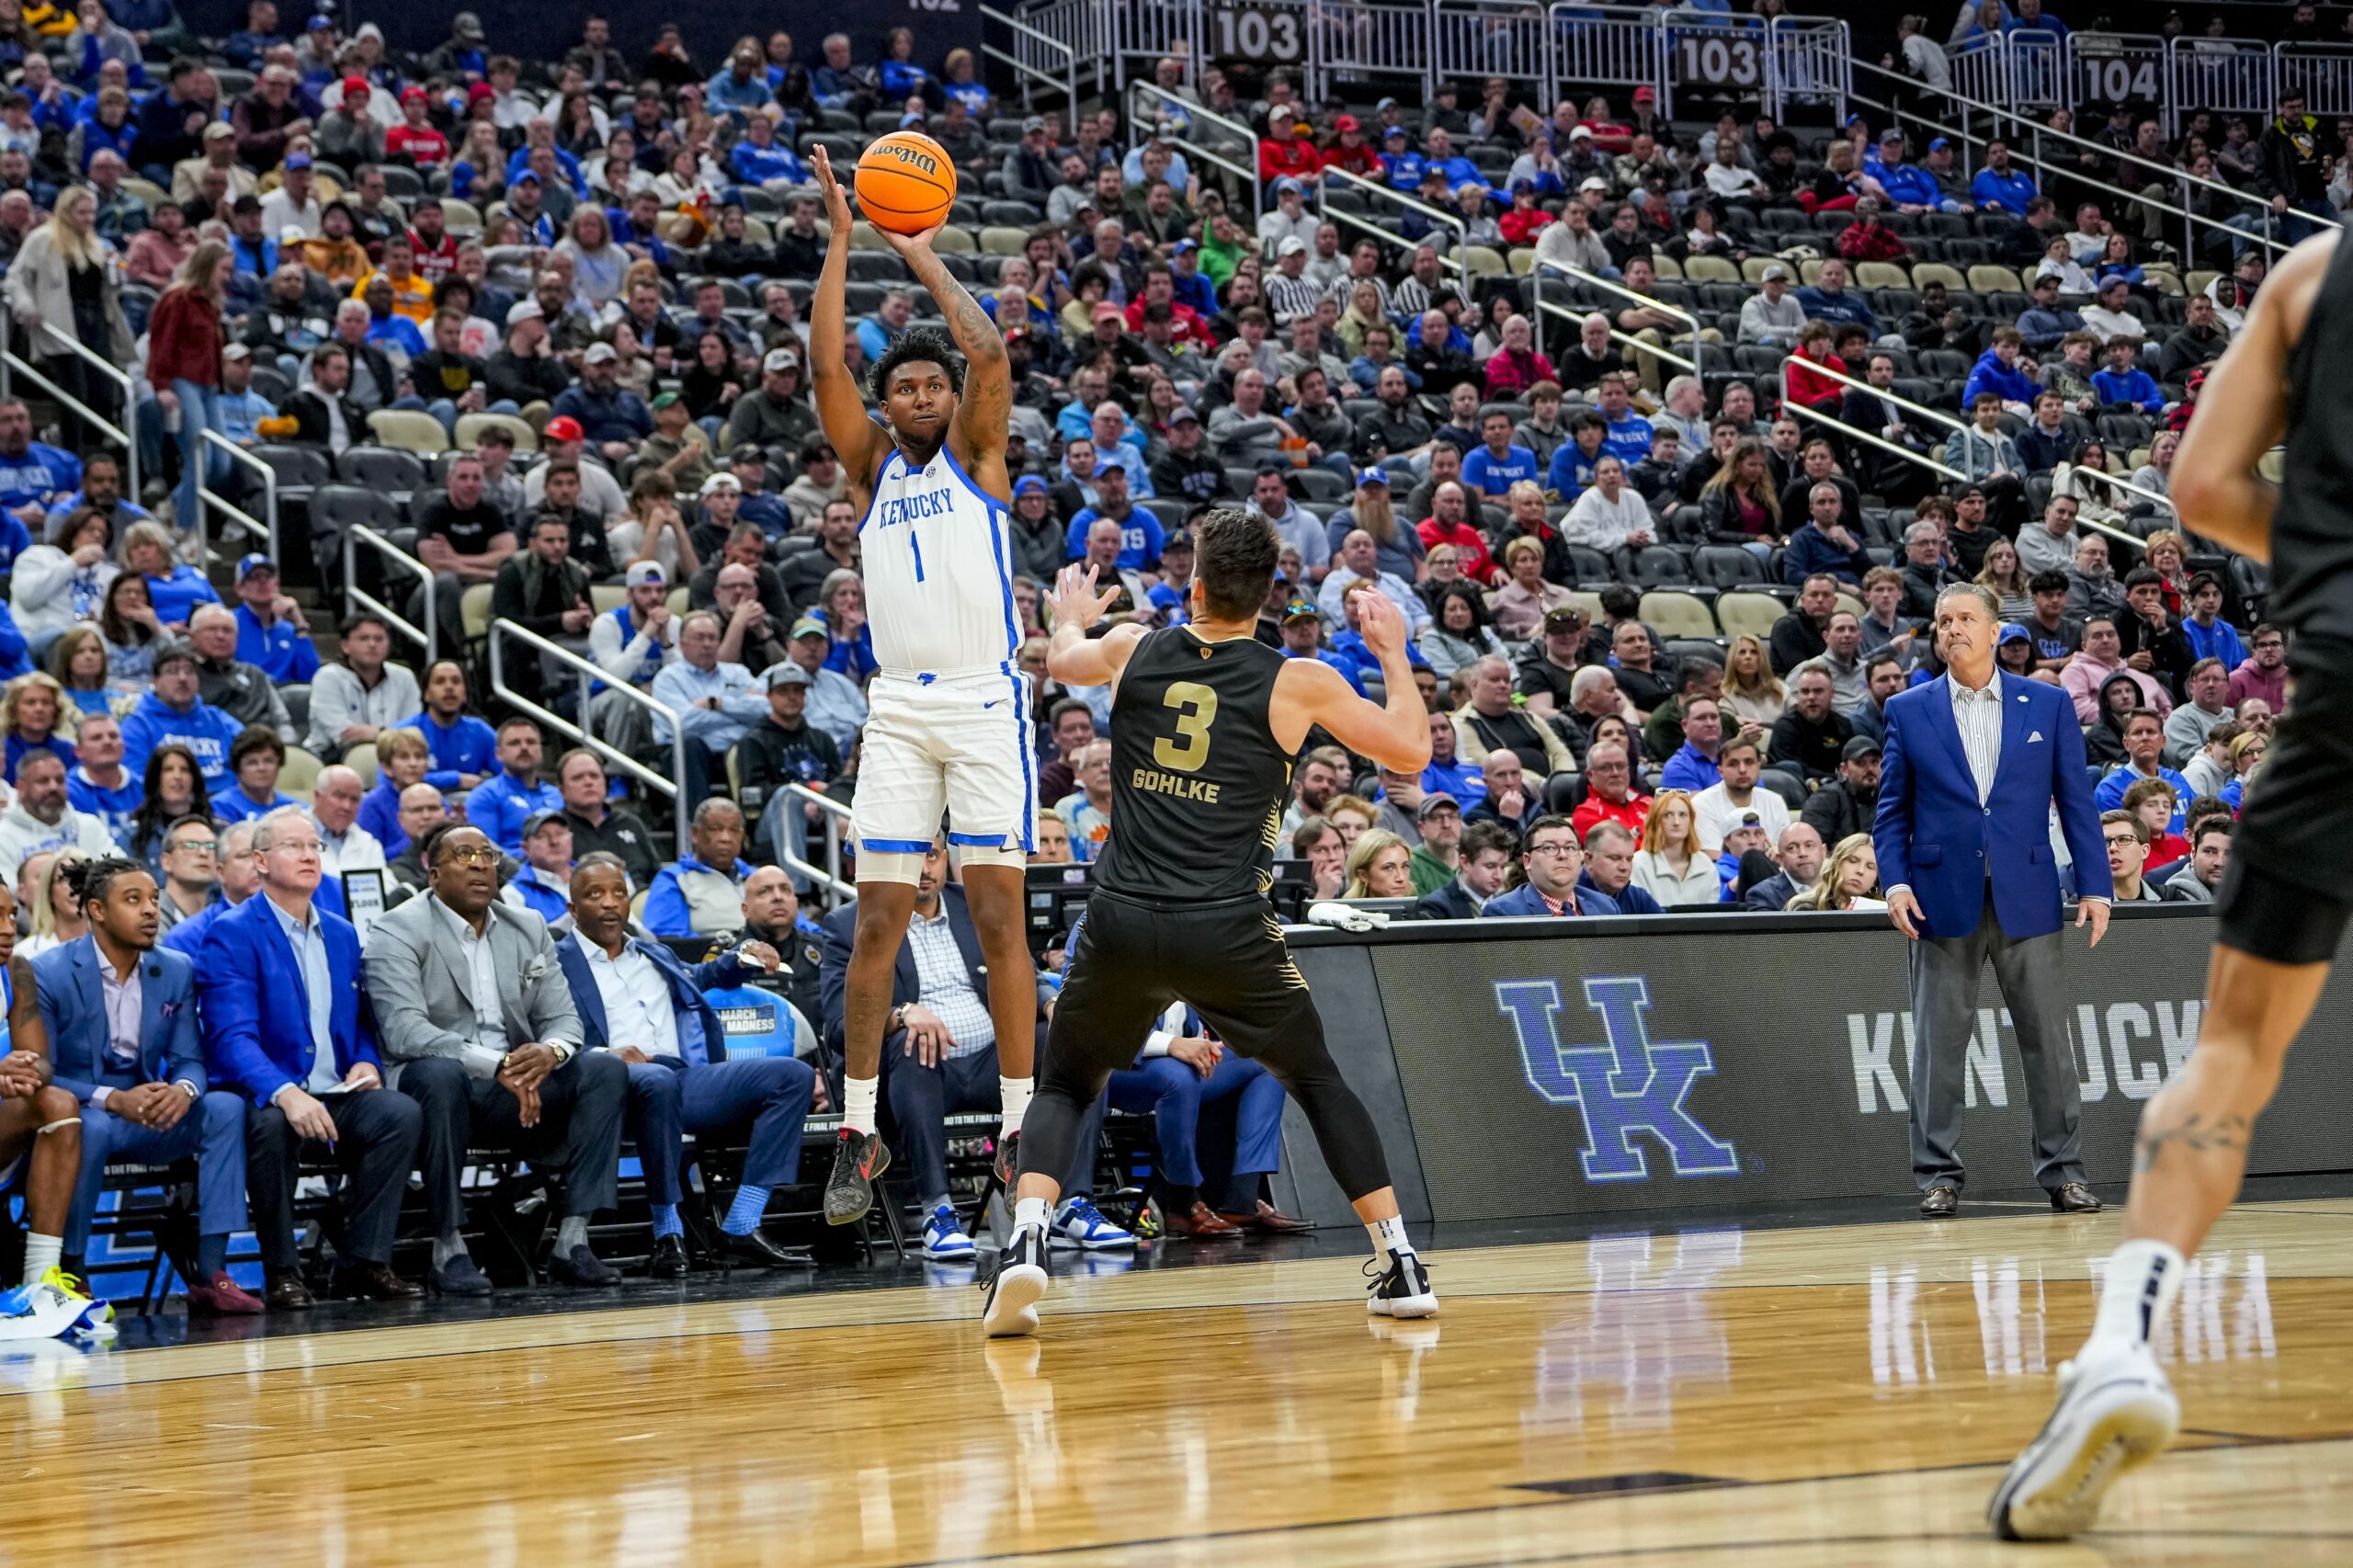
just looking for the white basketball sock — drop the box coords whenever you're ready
[1013,1196,1051,1235]
[841,1074,880,1136]
[1368,1214,1414,1260]
[2091,1238,2188,1349]
[998,1075,1033,1140]
[22,1233,60,1287]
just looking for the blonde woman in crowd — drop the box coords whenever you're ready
[1721,633,1786,726]
[16,847,84,959]
[1787,832,1886,912]
[1341,829,1415,899]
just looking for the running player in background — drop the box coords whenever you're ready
[983,508,1438,1338]
[805,146,1037,1225]
[1991,230,2347,1539]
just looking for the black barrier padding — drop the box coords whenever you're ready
[1268,944,1436,1228]
[1287,911,2353,1225]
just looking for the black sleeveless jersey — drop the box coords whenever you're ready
[2272,232,2353,648]
[1094,626,1293,903]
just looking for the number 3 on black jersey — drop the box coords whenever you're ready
[1153,681,1218,773]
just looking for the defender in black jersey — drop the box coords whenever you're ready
[982,507,1438,1337]
[1991,231,2348,1540]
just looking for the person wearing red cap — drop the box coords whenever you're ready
[315,74,382,167]
[384,85,449,169]
[1319,115,1381,178]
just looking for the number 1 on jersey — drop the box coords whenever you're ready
[1154,681,1218,773]
[909,524,925,582]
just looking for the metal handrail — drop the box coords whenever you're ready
[786,781,854,898]
[1779,355,2159,548]
[486,618,692,859]
[343,523,437,666]
[1317,165,1471,281]
[1531,256,1709,378]
[1127,80,1262,222]
[0,299,139,500]
[196,429,276,562]
[980,5,1080,138]
[1779,387,1971,488]
[1848,52,2335,237]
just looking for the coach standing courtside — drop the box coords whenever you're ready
[1874,583,2111,1219]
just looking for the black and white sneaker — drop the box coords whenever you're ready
[982,1224,1051,1338]
[823,1128,891,1226]
[1365,1250,1438,1319]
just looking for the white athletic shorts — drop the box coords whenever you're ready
[852,665,1039,858]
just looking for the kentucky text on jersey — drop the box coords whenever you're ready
[874,483,959,532]
[1131,767,1221,803]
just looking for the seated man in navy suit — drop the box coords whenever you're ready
[556,853,817,1277]
[197,807,426,1310]
[36,856,262,1315]
[1108,996,1305,1240]
[1480,814,1623,917]
[819,836,1122,1263]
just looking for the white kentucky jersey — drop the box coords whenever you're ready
[859,443,1021,678]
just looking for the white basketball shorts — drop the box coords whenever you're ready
[852,665,1039,858]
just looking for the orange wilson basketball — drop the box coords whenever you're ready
[856,131,957,234]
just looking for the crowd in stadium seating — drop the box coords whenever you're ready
[0,0,2324,1306]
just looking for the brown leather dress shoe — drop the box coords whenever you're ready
[1218,1199,1311,1235]
[333,1262,427,1301]
[1919,1184,1960,1218]
[1162,1199,1243,1238]
[2050,1182,2103,1213]
[264,1272,314,1311]
[186,1272,266,1316]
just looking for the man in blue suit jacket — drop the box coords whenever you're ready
[557,853,816,1276]
[1480,815,1624,917]
[1874,583,2111,1219]
[197,807,426,1308]
[37,855,261,1314]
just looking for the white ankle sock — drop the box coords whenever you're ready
[22,1232,60,1287]
[2092,1238,2188,1348]
[1013,1196,1051,1234]
[1368,1214,1413,1260]
[841,1074,879,1136]
[998,1075,1033,1139]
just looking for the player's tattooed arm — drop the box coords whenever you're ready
[908,252,1011,462]
[2131,1112,2251,1175]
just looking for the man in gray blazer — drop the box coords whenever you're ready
[365,821,629,1295]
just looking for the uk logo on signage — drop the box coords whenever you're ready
[1494,976,1739,1182]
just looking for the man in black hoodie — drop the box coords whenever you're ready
[2256,89,2334,244]
[731,664,843,876]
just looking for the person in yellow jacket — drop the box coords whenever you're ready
[349,231,433,324]
[301,200,369,287]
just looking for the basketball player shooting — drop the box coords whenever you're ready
[981,508,1439,1338]
[1990,229,2344,1539]
[805,145,1038,1227]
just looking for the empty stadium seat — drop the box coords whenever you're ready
[1714,591,1786,640]
[367,410,449,455]
[1639,590,1716,638]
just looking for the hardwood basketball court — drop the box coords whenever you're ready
[6,1191,2348,1565]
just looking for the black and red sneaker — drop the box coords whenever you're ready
[824,1128,892,1225]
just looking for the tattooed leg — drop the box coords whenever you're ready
[2119,945,2329,1256]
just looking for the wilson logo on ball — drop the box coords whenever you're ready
[858,131,958,233]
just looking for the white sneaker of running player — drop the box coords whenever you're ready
[1365,1251,1438,1318]
[1988,1337,2179,1540]
[982,1224,1051,1338]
